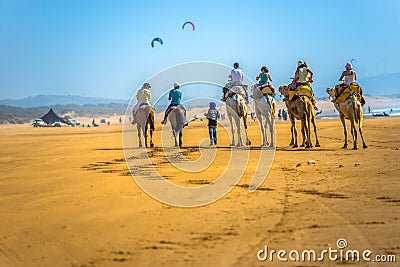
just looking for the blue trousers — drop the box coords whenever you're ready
[208,126,217,144]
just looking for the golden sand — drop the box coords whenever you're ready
[0,117,399,266]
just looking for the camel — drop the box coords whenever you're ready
[251,85,275,147]
[167,105,185,147]
[135,104,154,148]
[326,87,367,149]
[279,85,320,148]
[225,86,251,146]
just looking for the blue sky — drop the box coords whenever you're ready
[0,0,399,99]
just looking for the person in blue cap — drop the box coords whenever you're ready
[205,102,220,146]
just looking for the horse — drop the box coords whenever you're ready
[251,84,275,147]
[225,86,251,146]
[135,104,154,148]
[279,85,320,148]
[167,105,185,147]
[326,87,367,149]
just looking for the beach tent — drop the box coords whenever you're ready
[40,109,71,125]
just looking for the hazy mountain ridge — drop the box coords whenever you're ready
[0,103,127,124]
[0,94,128,108]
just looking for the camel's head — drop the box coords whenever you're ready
[251,84,262,98]
[278,85,289,98]
[326,87,335,99]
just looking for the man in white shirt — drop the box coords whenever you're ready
[222,62,248,102]
[229,62,243,85]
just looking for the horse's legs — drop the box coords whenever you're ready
[149,128,154,148]
[172,130,178,147]
[340,114,348,149]
[144,123,148,148]
[137,125,143,148]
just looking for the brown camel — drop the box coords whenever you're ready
[279,85,320,148]
[326,87,367,149]
[135,105,154,148]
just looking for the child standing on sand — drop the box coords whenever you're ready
[205,102,220,146]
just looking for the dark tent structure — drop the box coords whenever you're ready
[40,109,71,125]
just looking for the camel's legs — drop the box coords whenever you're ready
[257,111,267,146]
[350,118,358,150]
[236,117,243,146]
[305,108,312,148]
[229,116,235,146]
[179,131,183,147]
[311,114,320,147]
[300,115,307,148]
[268,113,274,148]
[290,117,298,148]
[340,114,348,149]
[243,116,251,146]
[358,118,367,149]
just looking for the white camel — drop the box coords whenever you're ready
[251,85,275,147]
[225,86,251,146]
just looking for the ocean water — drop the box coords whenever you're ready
[314,106,400,120]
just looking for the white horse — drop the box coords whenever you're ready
[251,85,275,147]
[225,86,251,146]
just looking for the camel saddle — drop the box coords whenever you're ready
[289,84,313,101]
[335,84,364,105]
[260,84,274,95]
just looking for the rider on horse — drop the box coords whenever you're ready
[161,82,188,126]
[132,82,152,124]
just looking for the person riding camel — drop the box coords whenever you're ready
[334,62,365,105]
[222,62,249,103]
[132,82,152,124]
[161,82,188,125]
[255,66,276,96]
[290,60,316,106]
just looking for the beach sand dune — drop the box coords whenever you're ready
[0,117,399,266]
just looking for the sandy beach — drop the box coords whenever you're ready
[0,117,399,267]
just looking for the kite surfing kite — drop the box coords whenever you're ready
[350,58,357,64]
[182,21,195,31]
[151,37,163,48]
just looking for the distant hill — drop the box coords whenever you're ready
[358,72,400,96]
[0,103,127,124]
[0,94,128,108]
